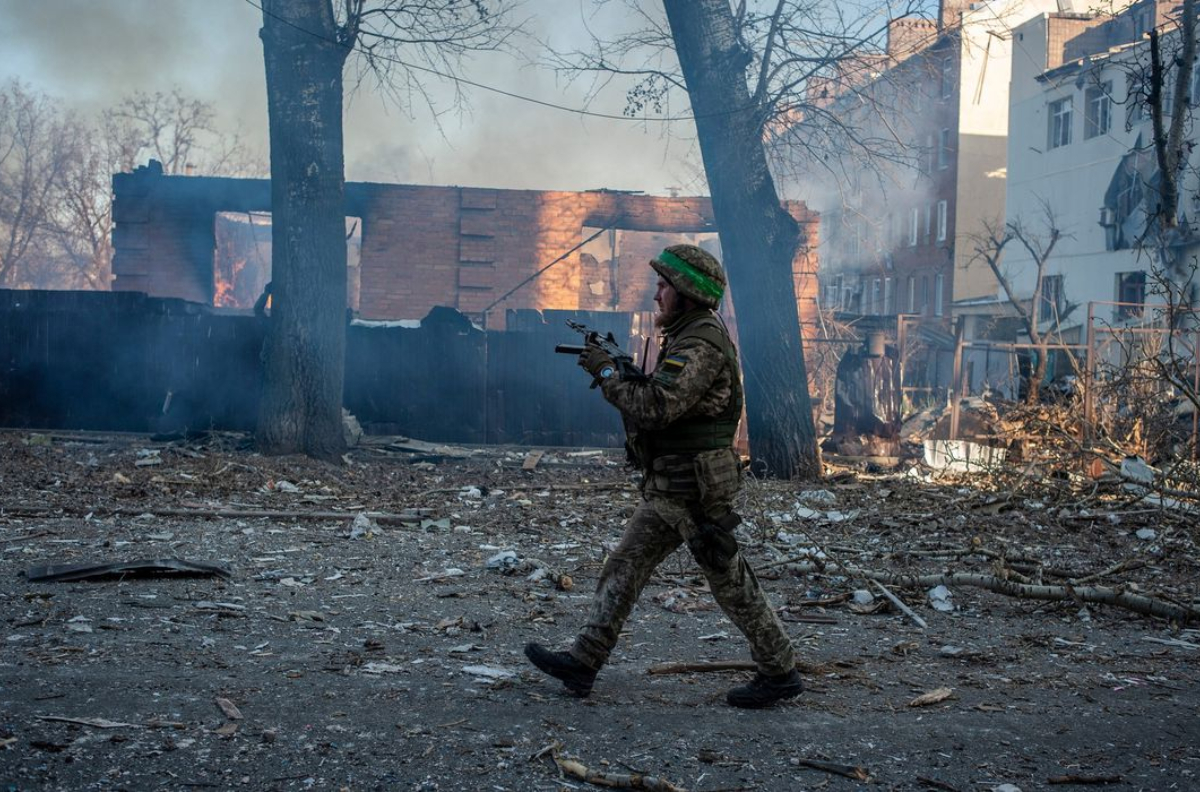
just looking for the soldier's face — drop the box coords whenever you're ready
[654,277,681,326]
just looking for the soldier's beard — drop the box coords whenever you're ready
[654,305,682,328]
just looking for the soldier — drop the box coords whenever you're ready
[525,244,802,708]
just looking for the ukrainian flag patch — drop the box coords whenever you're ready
[662,355,687,373]
[655,355,687,384]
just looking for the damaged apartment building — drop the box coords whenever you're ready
[1005,1,1196,342]
[778,0,1072,398]
[0,164,818,445]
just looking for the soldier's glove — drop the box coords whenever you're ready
[578,343,616,382]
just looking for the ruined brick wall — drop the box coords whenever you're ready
[110,170,818,339]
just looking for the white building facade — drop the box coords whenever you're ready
[1006,0,1194,336]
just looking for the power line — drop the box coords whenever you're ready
[244,0,702,123]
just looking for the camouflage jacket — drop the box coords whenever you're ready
[599,308,737,434]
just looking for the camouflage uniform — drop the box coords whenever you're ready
[570,308,796,677]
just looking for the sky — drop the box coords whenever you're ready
[0,0,705,195]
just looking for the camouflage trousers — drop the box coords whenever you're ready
[570,492,796,676]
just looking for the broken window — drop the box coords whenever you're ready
[1085,82,1112,139]
[1048,97,1073,149]
[212,212,362,312]
[1116,271,1147,320]
[1038,274,1063,322]
[938,128,952,169]
[940,56,954,99]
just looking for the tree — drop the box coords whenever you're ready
[0,81,77,288]
[256,0,522,460]
[970,206,1066,405]
[661,0,820,478]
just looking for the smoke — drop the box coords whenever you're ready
[0,0,696,194]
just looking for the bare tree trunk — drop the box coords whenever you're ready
[258,0,350,461]
[663,0,820,479]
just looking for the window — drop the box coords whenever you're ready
[1191,63,1200,106]
[1127,74,1145,126]
[940,57,954,99]
[833,274,845,310]
[871,278,882,314]
[909,208,919,246]
[921,276,930,314]
[1085,82,1112,138]
[924,204,932,241]
[938,128,952,169]
[936,200,948,241]
[1038,274,1063,321]
[884,277,894,315]
[907,276,916,313]
[934,273,945,317]
[1049,97,1073,149]
[924,134,934,174]
[1116,271,1146,319]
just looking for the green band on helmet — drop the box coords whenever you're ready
[655,250,724,300]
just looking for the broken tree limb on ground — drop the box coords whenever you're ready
[0,503,430,525]
[769,560,1200,624]
[794,758,870,781]
[645,659,849,676]
[554,754,688,792]
[871,580,928,628]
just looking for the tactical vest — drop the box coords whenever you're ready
[639,310,743,462]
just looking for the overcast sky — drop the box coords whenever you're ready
[0,0,705,195]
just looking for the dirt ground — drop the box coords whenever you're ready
[1,430,1198,792]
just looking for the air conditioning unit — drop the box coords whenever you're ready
[1099,207,1116,226]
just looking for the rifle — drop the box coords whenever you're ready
[555,319,646,388]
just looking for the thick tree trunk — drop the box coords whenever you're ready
[663,0,820,479]
[258,0,349,461]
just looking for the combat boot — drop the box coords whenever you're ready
[726,669,803,708]
[524,642,598,697]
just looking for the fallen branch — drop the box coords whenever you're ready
[0,503,428,526]
[795,758,870,781]
[554,755,687,792]
[645,659,846,676]
[771,560,1199,624]
[872,580,928,629]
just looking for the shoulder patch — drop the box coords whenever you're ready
[653,354,687,385]
[662,355,687,373]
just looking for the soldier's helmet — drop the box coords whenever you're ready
[650,244,726,308]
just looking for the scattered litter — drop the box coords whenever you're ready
[1135,528,1157,541]
[923,439,1006,473]
[461,664,514,680]
[414,568,466,583]
[26,558,232,583]
[215,697,243,720]
[362,662,404,674]
[272,480,301,493]
[349,512,374,540]
[486,550,520,570]
[908,687,954,707]
[928,585,954,612]
[36,715,138,729]
[851,590,874,606]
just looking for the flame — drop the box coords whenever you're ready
[213,257,248,307]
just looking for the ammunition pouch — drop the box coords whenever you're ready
[649,454,700,496]
[694,448,742,512]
